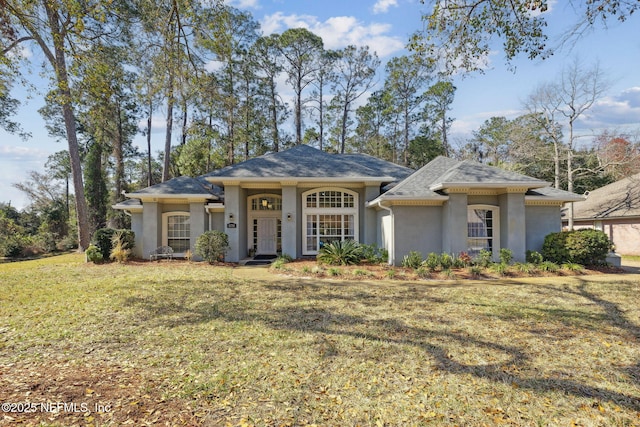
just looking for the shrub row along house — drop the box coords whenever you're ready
[113,145,583,265]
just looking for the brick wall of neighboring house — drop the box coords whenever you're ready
[573,218,640,256]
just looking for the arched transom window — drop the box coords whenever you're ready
[302,188,358,255]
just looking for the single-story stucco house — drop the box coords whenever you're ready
[114,145,583,265]
[567,173,640,256]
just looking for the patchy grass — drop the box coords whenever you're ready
[1,254,639,426]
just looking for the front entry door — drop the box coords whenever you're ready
[257,218,277,255]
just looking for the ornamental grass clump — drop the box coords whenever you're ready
[317,240,362,266]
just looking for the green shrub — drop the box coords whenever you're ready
[514,262,537,275]
[440,253,454,269]
[565,229,612,265]
[415,266,431,279]
[317,240,362,265]
[542,230,612,265]
[442,268,456,279]
[85,244,104,263]
[92,228,135,261]
[562,262,585,274]
[474,249,493,268]
[385,269,396,279]
[92,228,117,260]
[195,230,230,264]
[539,261,559,272]
[468,265,482,278]
[327,267,342,276]
[401,251,423,269]
[490,262,509,277]
[359,244,388,264]
[499,248,513,265]
[0,234,26,258]
[276,253,293,263]
[526,250,543,264]
[423,252,440,271]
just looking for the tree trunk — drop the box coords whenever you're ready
[146,101,153,187]
[270,82,279,152]
[45,2,90,250]
[162,90,174,182]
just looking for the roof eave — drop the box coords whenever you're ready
[430,181,550,191]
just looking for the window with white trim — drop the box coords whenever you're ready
[163,212,190,253]
[303,188,358,255]
[467,205,499,259]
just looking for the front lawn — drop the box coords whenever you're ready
[1,254,639,426]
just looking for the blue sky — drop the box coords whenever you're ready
[2,0,640,209]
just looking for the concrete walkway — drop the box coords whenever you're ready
[621,258,640,274]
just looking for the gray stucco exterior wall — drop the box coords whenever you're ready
[130,212,143,258]
[443,193,468,255]
[189,202,206,255]
[499,192,526,262]
[525,205,562,253]
[142,202,160,259]
[393,206,443,263]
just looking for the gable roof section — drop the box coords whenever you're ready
[373,156,582,204]
[124,176,219,200]
[572,173,640,219]
[202,145,413,182]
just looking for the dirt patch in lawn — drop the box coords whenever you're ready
[0,360,201,426]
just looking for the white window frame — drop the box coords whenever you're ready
[302,187,359,255]
[247,194,283,254]
[467,204,500,260]
[162,212,190,256]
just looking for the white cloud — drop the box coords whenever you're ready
[580,87,640,129]
[224,0,260,9]
[0,144,50,162]
[373,0,398,14]
[260,12,405,58]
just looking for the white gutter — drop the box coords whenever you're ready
[377,201,395,266]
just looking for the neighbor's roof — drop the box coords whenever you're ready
[125,176,220,199]
[572,173,640,219]
[374,156,582,203]
[202,145,413,182]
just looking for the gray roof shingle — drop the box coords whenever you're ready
[128,176,219,198]
[379,156,580,202]
[203,145,413,180]
[572,173,640,219]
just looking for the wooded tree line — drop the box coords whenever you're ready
[1,0,639,255]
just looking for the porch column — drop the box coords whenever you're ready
[442,192,468,255]
[142,201,159,259]
[281,184,298,258]
[224,184,241,262]
[500,191,526,262]
[363,184,380,245]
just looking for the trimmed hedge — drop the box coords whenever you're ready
[542,229,612,265]
[195,230,229,263]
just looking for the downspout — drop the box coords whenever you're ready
[377,201,394,266]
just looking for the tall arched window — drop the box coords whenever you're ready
[302,188,358,255]
[162,212,190,254]
[467,205,500,259]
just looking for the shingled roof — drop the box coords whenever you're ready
[126,176,220,199]
[572,173,640,219]
[202,145,413,182]
[374,156,581,202]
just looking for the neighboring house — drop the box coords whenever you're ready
[568,173,640,255]
[114,145,583,264]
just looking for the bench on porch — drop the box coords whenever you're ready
[150,246,174,260]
